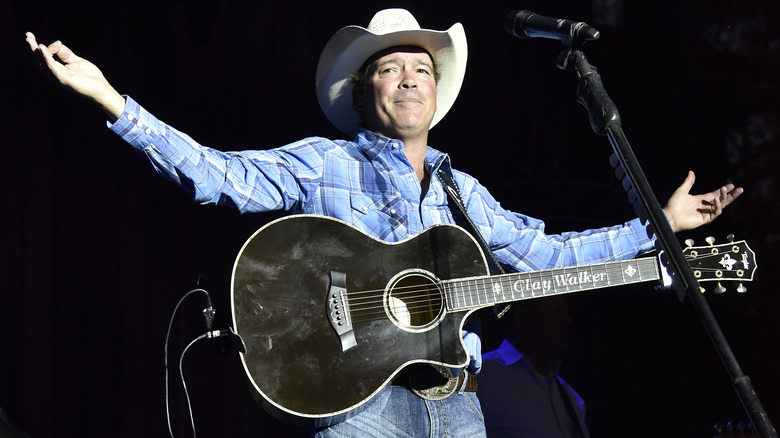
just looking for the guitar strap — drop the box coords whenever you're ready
[436,168,511,319]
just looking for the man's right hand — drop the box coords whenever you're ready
[26,32,125,121]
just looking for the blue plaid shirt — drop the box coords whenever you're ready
[110,96,656,372]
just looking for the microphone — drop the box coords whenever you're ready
[505,10,600,45]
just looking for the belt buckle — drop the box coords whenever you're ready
[410,365,460,401]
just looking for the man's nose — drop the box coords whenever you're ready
[400,72,417,88]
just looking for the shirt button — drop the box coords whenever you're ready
[390,209,397,215]
[392,144,399,149]
[127,114,135,121]
[407,175,414,182]
[136,121,143,129]
[144,128,152,135]
[362,206,368,212]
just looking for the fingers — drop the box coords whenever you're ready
[25,32,39,51]
[26,32,56,58]
[37,41,61,74]
[714,185,743,210]
[726,186,744,204]
[704,187,725,215]
[26,32,59,78]
[681,170,696,192]
[669,171,695,201]
[26,32,58,70]
[708,184,744,217]
[26,32,76,65]
[26,35,78,85]
[712,190,724,216]
[50,41,76,64]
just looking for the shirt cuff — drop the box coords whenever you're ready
[105,95,161,152]
[627,215,663,254]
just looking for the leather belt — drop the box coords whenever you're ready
[457,371,478,392]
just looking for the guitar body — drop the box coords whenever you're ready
[231,215,489,422]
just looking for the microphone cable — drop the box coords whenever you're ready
[164,287,216,438]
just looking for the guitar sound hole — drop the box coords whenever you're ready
[386,272,444,331]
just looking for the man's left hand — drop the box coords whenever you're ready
[664,171,744,233]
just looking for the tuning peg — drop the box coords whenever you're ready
[706,236,716,246]
[714,282,726,294]
[684,239,694,248]
[737,283,747,293]
[700,286,706,293]
[727,233,735,243]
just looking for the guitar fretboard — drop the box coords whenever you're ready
[443,257,662,311]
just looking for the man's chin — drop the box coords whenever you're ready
[395,116,434,132]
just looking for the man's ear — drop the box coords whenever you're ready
[351,85,364,112]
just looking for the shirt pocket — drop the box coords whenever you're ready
[349,192,408,240]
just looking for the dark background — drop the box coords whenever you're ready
[4,0,779,437]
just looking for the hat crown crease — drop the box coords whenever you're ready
[367,9,421,34]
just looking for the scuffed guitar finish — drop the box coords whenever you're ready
[231,215,488,422]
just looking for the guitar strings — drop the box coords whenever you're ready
[345,263,633,322]
[341,251,745,324]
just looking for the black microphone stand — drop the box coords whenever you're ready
[552,32,778,438]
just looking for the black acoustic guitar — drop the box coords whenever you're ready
[230,215,756,422]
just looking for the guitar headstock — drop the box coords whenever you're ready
[683,235,757,294]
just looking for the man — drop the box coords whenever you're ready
[479,296,589,437]
[26,8,742,438]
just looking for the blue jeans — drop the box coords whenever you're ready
[314,385,486,438]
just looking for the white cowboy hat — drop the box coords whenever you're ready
[315,8,468,137]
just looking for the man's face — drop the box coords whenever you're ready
[354,47,437,140]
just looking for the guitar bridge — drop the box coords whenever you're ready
[327,270,356,351]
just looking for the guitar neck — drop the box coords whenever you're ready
[444,256,662,311]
